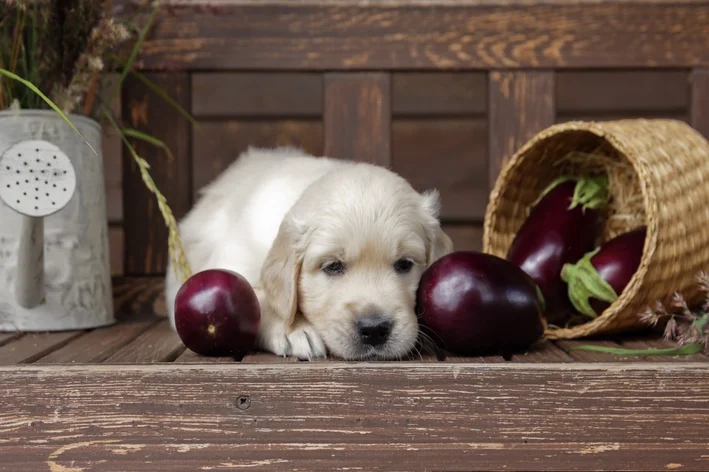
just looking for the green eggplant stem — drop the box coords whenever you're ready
[536,174,610,212]
[560,248,618,318]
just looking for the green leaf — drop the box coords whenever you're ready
[0,68,98,156]
[122,128,174,162]
[110,5,159,103]
[570,343,704,356]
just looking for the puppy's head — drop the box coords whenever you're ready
[260,163,453,360]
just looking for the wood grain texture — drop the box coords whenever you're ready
[191,72,323,117]
[100,73,123,224]
[191,120,323,197]
[34,315,161,364]
[103,320,185,364]
[0,331,85,364]
[174,348,238,363]
[3,363,709,471]
[112,277,166,317]
[508,339,574,363]
[442,224,483,252]
[557,70,690,113]
[392,119,488,220]
[392,72,487,116]
[103,123,123,223]
[109,226,124,276]
[122,73,192,275]
[691,69,709,138]
[120,2,709,71]
[488,71,555,189]
[324,73,391,165]
[0,332,21,347]
[557,111,691,125]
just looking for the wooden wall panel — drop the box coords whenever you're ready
[556,70,692,125]
[324,73,391,166]
[488,71,556,189]
[121,72,192,275]
[191,120,324,197]
[191,73,323,117]
[122,3,709,70]
[443,224,483,252]
[691,69,709,139]
[392,72,487,116]
[556,70,689,113]
[392,119,488,221]
[109,227,124,276]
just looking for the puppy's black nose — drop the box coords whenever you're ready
[356,316,391,347]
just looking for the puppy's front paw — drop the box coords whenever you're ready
[285,321,327,360]
[257,317,327,360]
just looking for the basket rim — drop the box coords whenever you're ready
[483,119,674,339]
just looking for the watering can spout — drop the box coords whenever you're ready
[0,139,77,310]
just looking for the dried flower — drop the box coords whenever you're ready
[639,307,661,327]
[662,317,678,341]
[50,18,129,114]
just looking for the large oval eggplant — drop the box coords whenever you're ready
[561,226,646,317]
[506,175,609,324]
[415,251,545,356]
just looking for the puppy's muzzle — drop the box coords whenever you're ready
[356,315,391,347]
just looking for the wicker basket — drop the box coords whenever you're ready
[483,119,709,340]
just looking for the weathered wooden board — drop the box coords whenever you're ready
[191,72,324,117]
[556,70,690,113]
[441,224,483,252]
[34,315,161,364]
[121,72,192,275]
[488,71,555,188]
[2,363,709,471]
[0,332,85,364]
[392,72,487,116]
[121,2,709,71]
[108,226,124,276]
[324,73,391,166]
[103,320,185,364]
[392,119,488,220]
[692,69,709,139]
[190,120,324,197]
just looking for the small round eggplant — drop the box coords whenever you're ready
[506,175,609,324]
[416,251,546,356]
[174,269,261,357]
[561,226,647,317]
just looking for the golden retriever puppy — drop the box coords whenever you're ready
[165,147,453,360]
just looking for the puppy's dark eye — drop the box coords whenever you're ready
[394,258,414,274]
[323,261,345,275]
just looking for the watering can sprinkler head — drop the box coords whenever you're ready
[0,140,77,309]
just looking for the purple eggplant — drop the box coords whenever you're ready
[506,175,609,324]
[561,226,646,318]
[416,251,545,356]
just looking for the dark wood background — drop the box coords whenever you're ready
[105,0,708,278]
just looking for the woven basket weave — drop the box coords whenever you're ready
[483,119,709,340]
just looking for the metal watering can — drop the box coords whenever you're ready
[0,111,114,331]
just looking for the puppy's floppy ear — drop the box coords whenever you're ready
[420,189,455,265]
[260,213,306,326]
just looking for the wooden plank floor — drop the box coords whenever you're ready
[0,277,706,366]
[2,278,709,472]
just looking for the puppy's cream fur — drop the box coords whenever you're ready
[165,147,453,360]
